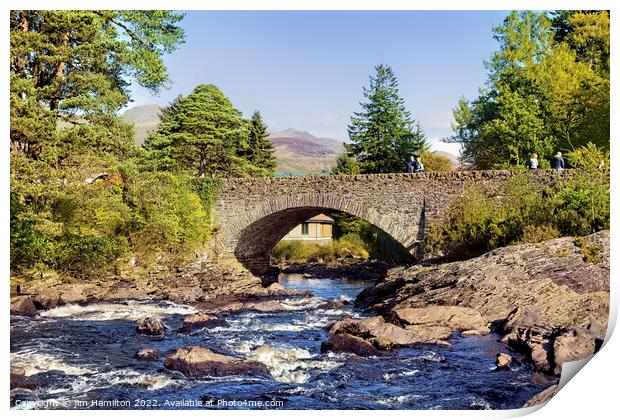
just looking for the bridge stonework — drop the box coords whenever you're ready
[210,170,573,275]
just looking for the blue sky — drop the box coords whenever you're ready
[126,10,510,155]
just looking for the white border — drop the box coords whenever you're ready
[2,1,618,419]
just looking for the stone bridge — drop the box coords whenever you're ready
[210,170,573,275]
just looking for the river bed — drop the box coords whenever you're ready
[10,274,552,410]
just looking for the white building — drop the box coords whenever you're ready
[281,214,334,244]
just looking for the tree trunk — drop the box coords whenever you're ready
[49,31,69,111]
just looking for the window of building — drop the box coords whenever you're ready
[301,222,310,235]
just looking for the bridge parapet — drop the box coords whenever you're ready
[212,170,578,275]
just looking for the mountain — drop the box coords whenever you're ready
[433,150,460,165]
[120,105,162,145]
[120,105,345,176]
[269,128,344,176]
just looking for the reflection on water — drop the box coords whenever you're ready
[10,275,551,410]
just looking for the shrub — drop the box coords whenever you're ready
[420,151,453,172]
[54,234,126,276]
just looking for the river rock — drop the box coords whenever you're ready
[135,348,160,361]
[180,313,224,332]
[10,296,37,316]
[59,285,88,304]
[523,385,558,407]
[321,333,384,357]
[495,353,512,369]
[326,315,451,353]
[390,305,490,336]
[33,291,60,310]
[356,231,610,376]
[552,322,604,375]
[163,346,270,377]
[136,317,166,336]
[10,373,38,390]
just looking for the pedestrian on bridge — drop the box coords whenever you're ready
[407,154,424,173]
[551,152,565,171]
[527,152,539,170]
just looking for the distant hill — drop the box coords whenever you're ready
[269,128,344,176]
[121,105,162,145]
[433,150,460,165]
[120,105,345,175]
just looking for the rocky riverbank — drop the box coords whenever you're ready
[349,230,609,377]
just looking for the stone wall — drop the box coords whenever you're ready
[211,170,576,274]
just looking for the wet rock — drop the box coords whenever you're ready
[166,286,204,303]
[495,353,512,369]
[390,305,490,336]
[356,231,609,376]
[523,385,558,407]
[59,286,88,304]
[180,313,224,332]
[326,316,451,353]
[10,373,38,390]
[203,299,288,315]
[136,317,166,336]
[163,346,270,377]
[553,322,604,375]
[135,348,160,361]
[320,333,384,357]
[10,296,37,316]
[33,291,60,310]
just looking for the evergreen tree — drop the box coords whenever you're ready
[246,111,277,175]
[144,84,250,177]
[346,64,428,173]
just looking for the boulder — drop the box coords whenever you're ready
[10,296,37,316]
[135,348,160,361]
[326,316,451,353]
[320,333,384,357]
[180,313,224,332]
[390,305,490,335]
[59,286,88,304]
[33,292,60,310]
[10,373,38,390]
[163,346,270,377]
[495,353,512,369]
[523,385,558,407]
[136,317,166,336]
[552,322,604,375]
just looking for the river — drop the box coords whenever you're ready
[10,273,551,410]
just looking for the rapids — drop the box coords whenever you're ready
[10,274,553,410]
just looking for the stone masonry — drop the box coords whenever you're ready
[211,170,576,275]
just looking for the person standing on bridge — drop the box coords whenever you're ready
[551,151,565,171]
[407,154,424,173]
[527,152,538,170]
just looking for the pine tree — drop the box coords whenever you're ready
[246,111,277,175]
[346,64,428,174]
[144,84,250,177]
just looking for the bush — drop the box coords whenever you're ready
[270,235,369,264]
[425,171,609,260]
[127,172,211,256]
[54,234,126,276]
[420,151,453,172]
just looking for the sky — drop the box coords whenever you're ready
[126,10,510,156]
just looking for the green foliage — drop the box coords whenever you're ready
[425,172,609,260]
[144,85,268,177]
[190,177,221,220]
[419,151,453,172]
[447,11,609,168]
[346,64,428,173]
[246,111,277,176]
[126,172,211,256]
[10,10,189,275]
[54,235,127,277]
[566,142,609,170]
[331,153,360,175]
[270,235,369,264]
